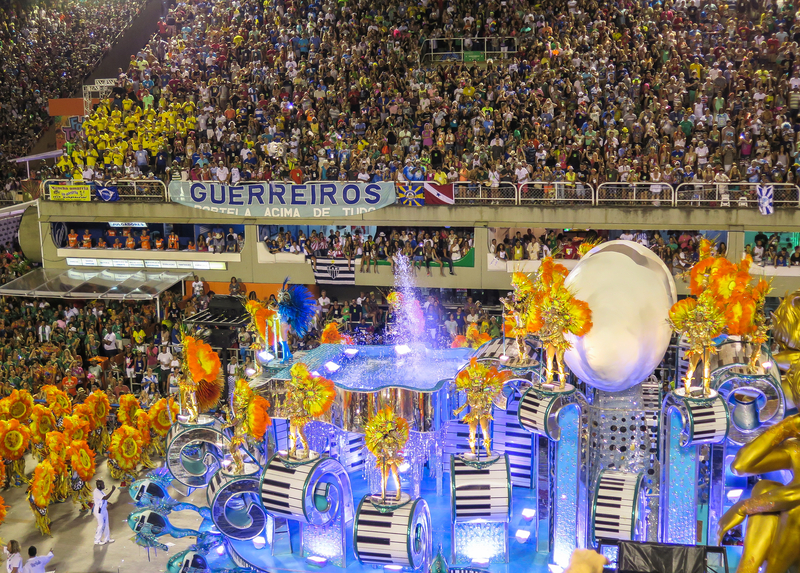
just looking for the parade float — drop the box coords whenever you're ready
[117,248,800,573]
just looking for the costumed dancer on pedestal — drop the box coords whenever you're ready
[669,239,770,396]
[222,378,271,474]
[503,258,593,387]
[178,328,223,424]
[272,278,317,362]
[365,407,409,503]
[282,363,335,459]
[453,358,513,457]
[244,297,278,364]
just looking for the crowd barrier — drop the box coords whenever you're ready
[37,179,800,209]
[41,179,167,202]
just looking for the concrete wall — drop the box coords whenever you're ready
[35,200,800,295]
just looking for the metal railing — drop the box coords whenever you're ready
[453,180,517,204]
[38,178,800,210]
[597,182,675,207]
[420,36,518,63]
[519,181,595,205]
[41,179,168,202]
[675,182,800,208]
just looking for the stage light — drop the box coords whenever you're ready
[726,488,744,503]
[307,556,328,567]
[384,565,404,571]
[253,536,266,549]
[499,354,510,362]
[471,558,490,566]
[245,367,256,376]
[324,361,341,372]
[344,348,359,357]
[216,546,225,555]
[395,344,411,355]
[515,529,531,543]
[257,349,274,363]
[221,459,232,467]
[521,507,536,520]
[311,371,321,377]
[398,461,410,472]
[763,361,773,369]
[548,565,565,573]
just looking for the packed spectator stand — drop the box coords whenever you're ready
[36,0,800,200]
[0,0,150,191]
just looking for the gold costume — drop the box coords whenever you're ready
[718,414,800,573]
[453,358,512,456]
[365,407,409,503]
[771,290,800,407]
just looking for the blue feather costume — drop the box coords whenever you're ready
[276,278,317,361]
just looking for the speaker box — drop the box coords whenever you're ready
[209,295,243,314]
[617,541,705,573]
[208,328,236,349]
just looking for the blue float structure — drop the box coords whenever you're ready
[126,276,791,573]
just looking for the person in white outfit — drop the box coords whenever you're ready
[92,479,117,545]
[4,540,22,573]
[20,547,53,573]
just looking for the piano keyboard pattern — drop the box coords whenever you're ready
[206,465,267,541]
[640,377,661,412]
[516,385,577,441]
[260,455,323,522]
[591,470,644,544]
[683,394,729,446]
[450,454,511,522]
[472,337,539,369]
[443,421,473,461]
[707,339,765,375]
[338,431,366,473]
[354,497,431,568]
[229,542,268,572]
[493,392,535,488]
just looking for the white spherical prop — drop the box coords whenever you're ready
[563,241,677,392]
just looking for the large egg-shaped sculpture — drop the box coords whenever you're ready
[563,240,677,392]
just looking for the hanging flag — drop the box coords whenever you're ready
[424,182,455,205]
[95,185,119,202]
[757,184,774,215]
[397,182,424,206]
[312,257,356,285]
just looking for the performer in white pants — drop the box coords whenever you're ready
[92,479,117,545]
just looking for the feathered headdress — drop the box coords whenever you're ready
[278,278,317,337]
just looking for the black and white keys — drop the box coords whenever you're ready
[683,395,729,446]
[591,470,644,544]
[354,497,431,569]
[450,454,511,522]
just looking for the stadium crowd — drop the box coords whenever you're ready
[491,228,731,273]
[0,0,148,185]
[264,226,474,275]
[44,0,800,196]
